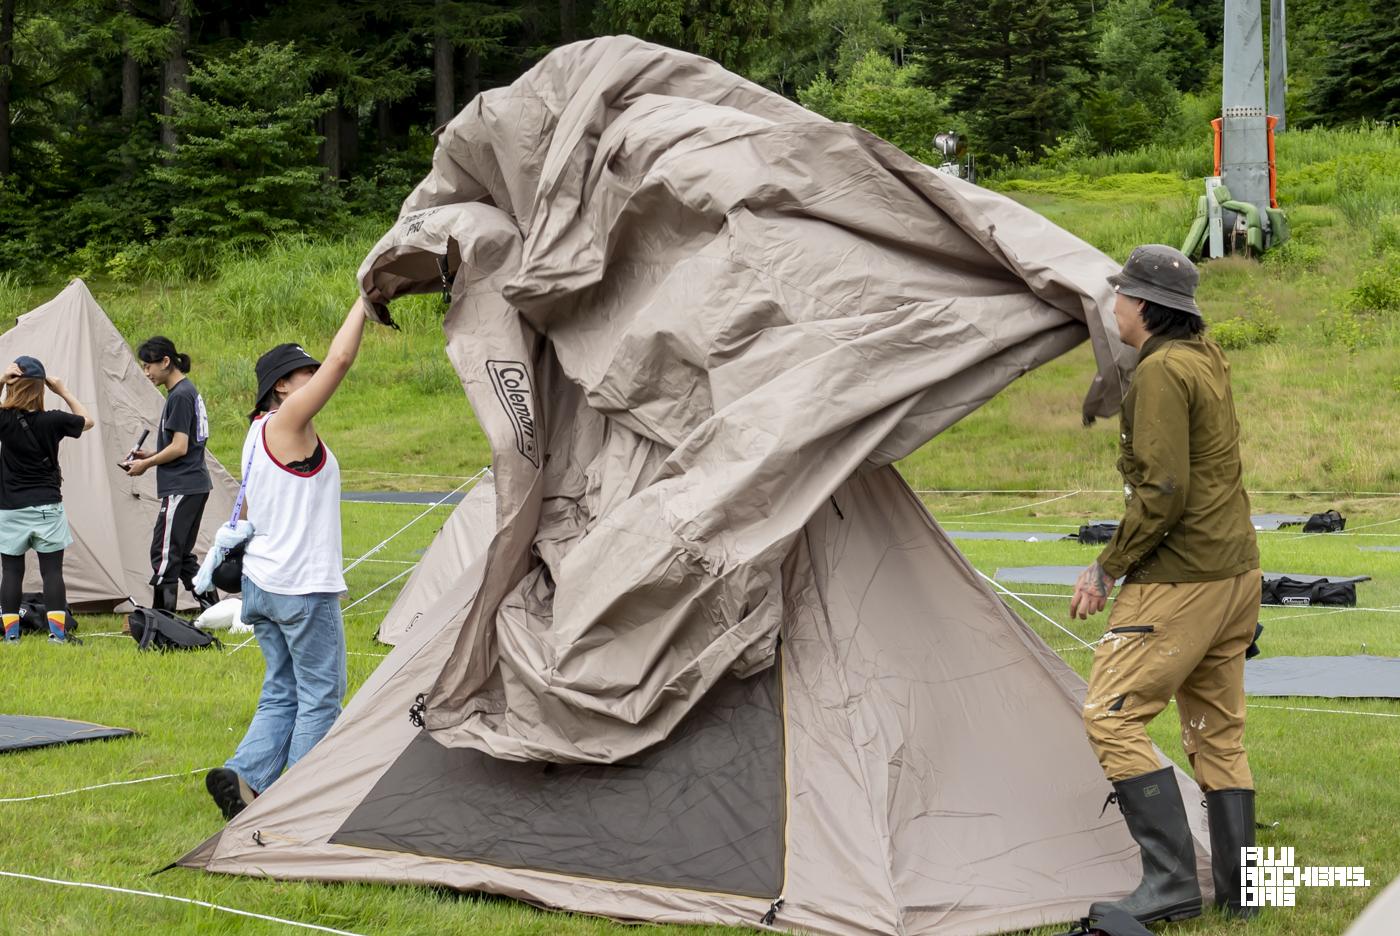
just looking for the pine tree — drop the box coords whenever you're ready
[155,42,339,252]
[910,0,1094,160]
[1307,2,1400,124]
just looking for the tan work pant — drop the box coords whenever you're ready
[1083,568,1262,791]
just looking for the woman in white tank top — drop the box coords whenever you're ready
[206,298,372,820]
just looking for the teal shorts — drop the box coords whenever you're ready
[0,504,73,555]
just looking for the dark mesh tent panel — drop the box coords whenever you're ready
[331,666,786,898]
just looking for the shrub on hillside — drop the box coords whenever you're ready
[1345,252,1400,317]
[1261,238,1326,273]
[1211,304,1282,350]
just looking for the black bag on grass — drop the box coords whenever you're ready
[1302,509,1345,533]
[17,592,78,634]
[128,607,221,651]
[1072,521,1120,545]
[1260,576,1356,607]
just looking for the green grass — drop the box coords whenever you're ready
[3,496,1396,934]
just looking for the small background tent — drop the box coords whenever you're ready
[183,37,1211,936]
[0,279,239,610]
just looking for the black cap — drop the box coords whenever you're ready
[254,343,321,412]
[14,355,45,379]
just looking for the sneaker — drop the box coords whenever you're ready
[206,768,257,820]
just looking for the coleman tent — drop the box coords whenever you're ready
[0,279,239,610]
[375,471,495,646]
[181,37,1211,936]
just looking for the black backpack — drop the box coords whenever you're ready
[127,607,222,651]
[1302,509,1346,533]
[17,592,78,634]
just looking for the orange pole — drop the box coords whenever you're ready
[1266,115,1279,208]
[1211,118,1223,177]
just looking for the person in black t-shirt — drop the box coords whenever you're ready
[125,337,217,612]
[0,356,93,643]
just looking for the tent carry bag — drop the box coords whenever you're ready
[1261,576,1356,607]
[17,592,78,634]
[128,607,221,651]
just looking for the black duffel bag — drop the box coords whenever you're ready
[128,607,222,651]
[1261,576,1357,607]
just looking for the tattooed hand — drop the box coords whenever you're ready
[1069,562,1114,620]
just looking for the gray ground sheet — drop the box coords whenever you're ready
[1245,656,1400,698]
[0,715,134,753]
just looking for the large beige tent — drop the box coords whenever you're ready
[182,37,1213,935]
[375,472,495,646]
[0,279,238,610]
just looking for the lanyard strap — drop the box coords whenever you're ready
[227,427,260,528]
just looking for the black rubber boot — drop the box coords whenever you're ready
[1089,766,1203,924]
[152,583,179,613]
[1207,788,1259,918]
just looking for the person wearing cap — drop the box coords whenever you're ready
[0,357,94,644]
[205,298,370,820]
[1071,245,1261,924]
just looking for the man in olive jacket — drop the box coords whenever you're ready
[1070,245,1261,925]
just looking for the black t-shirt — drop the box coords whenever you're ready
[156,378,212,497]
[0,409,85,509]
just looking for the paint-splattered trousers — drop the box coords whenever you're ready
[1083,568,1262,791]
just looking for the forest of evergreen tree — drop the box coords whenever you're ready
[0,0,1394,277]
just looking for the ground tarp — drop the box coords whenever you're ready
[0,715,133,753]
[1245,656,1400,698]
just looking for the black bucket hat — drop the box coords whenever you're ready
[254,343,321,412]
[1107,244,1202,318]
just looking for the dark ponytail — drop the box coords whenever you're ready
[137,336,191,373]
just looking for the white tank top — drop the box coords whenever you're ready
[241,413,346,596]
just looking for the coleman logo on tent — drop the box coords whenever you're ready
[401,206,443,236]
[487,360,539,466]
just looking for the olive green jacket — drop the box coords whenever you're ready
[1097,333,1260,583]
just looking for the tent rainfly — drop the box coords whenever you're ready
[182,37,1213,936]
[0,280,238,611]
[375,472,495,646]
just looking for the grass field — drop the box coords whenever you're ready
[2,123,1398,934]
[2,495,1396,934]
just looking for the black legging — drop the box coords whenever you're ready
[1,550,66,617]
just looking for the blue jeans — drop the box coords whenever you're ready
[225,578,347,793]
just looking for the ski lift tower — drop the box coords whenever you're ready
[1182,0,1290,259]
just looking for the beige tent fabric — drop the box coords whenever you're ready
[357,36,1133,764]
[182,468,1212,935]
[0,279,238,610]
[376,472,496,645]
[1346,874,1399,935]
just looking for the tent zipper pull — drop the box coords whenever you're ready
[1098,791,1119,818]
[760,896,784,925]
